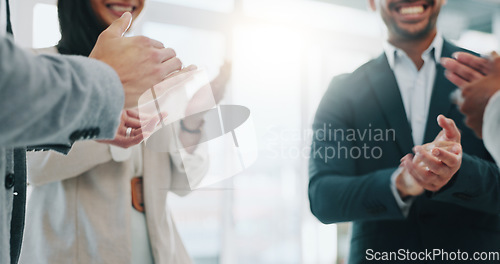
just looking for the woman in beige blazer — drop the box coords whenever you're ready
[19,0,230,263]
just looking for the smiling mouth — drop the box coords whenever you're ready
[398,5,426,15]
[392,1,433,16]
[106,4,137,14]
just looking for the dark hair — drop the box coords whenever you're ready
[56,0,107,56]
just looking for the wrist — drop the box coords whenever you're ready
[396,168,421,198]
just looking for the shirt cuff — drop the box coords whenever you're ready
[483,90,500,166]
[109,145,132,162]
[390,167,415,217]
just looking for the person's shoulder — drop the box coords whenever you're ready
[325,56,382,96]
[443,39,479,57]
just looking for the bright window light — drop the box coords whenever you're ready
[153,0,234,13]
[33,3,60,49]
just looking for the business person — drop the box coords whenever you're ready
[308,0,500,263]
[20,0,231,263]
[442,51,500,166]
[1,2,185,264]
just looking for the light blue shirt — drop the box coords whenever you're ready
[385,35,444,216]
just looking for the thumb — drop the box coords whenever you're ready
[102,12,132,38]
[437,115,460,142]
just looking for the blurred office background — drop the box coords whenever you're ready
[9,0,500,263]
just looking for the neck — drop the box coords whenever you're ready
[388,30,437,70]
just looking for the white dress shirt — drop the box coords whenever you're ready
[0,0,7,36]
[384,35,444,216]
[483,91,500,167]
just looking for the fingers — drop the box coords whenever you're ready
[400,153,413,165]
[115,131,145,148]
[453,52,491,75]
[403,157,440,192]
[153,65,198,92]
[426,140,456,152]
[490,51,500,66]
[167,64,198,79]
[160,57,183,79]
[159,48,176,63]
[123,113,142,128]
[150,39,165,49]
[125,108,140,119]
[102,12,132,38]
[414,146,449,176]
[432,146,461,168]
[437,115,461,142]
[441,57,485,86]
[444,70,469,88]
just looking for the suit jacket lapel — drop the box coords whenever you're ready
[366,54,414,156]
[423,40,459,143]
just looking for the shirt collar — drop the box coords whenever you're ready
[383,33,443,70]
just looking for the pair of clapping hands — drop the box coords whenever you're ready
[396,50,500,198]
[396,115,462,198]
[91,12,232,149]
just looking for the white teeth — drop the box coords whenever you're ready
[400,6,424,15]
[109,5,133,12]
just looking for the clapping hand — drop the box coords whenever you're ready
[90,12,183,108]
[402,115,462,192]
[97,109,167,149]
[442,52,500,138]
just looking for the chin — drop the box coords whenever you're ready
[394,23,435,40]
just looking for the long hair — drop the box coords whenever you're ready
[56,0,107,56]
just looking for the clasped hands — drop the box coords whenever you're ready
[396,115,463,198]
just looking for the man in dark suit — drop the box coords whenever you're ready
[309,0,500,263]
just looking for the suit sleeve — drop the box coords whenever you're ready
[430,92,500,214]
[308,76,405,224]
[0,35,123,147]
[430,153,500,214]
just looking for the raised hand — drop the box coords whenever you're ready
[442,51,500,137]
[210,61,232,103]
[442,52,490,87]
[89,12,182,108]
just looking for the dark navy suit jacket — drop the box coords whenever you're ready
[309,40,500,263]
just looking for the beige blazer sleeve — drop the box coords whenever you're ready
[27,141,113,186]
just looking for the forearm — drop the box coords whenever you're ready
[309,167,406,224]
[27,141,112,186]
[431,153,500,213]
[0,36,123,147]
[170,139,209,196]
